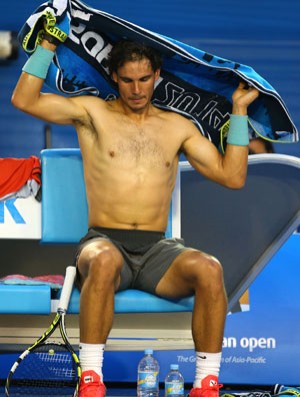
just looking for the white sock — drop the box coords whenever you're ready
[79,343,105,381]
[193,351,222,388]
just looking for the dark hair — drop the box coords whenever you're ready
[248,137,274,155]
[108,40,162,75]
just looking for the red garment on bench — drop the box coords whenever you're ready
[0,156,41,197]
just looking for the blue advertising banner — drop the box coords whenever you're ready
[219,232,300,385]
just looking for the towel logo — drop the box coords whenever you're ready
[67,1,112,77]
[153,75,230,145]
[69,25,112,75]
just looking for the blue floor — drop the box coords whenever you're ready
[0,385,275,397]
[0,388,173,397]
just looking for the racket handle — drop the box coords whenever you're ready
[58,266,76,312]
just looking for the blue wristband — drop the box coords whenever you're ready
[227,114,249,146]
[22,45,54,79]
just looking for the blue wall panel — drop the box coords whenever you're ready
[0,0,300,158]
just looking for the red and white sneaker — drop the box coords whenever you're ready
[189,375,222,397]
[78,370,106,397]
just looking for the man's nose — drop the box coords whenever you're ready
[132,81,141,94]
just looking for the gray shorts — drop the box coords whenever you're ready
[74,227,187,294]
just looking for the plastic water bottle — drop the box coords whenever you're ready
[137,349,160,397]
[165,364,184,397]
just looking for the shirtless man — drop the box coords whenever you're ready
[12,37,259,397]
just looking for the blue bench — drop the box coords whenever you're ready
[1,150,300,318]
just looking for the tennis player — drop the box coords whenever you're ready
[12,34,259,397]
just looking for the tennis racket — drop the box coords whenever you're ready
[5,266,81,397]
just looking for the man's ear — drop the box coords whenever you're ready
[112,71,118,83]
[154,69,161,81]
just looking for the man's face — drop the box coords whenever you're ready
[112,57,160,112]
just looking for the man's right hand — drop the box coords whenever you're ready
[43,9,69,45]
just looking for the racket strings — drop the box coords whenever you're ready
[7,343,78,396]
[38,351,74,365]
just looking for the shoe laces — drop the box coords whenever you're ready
[79,376,105,397]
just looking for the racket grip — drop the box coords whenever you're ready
[58,266,76,312]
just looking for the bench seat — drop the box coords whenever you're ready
[0,285,50,314]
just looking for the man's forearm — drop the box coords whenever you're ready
[12,35,59,107]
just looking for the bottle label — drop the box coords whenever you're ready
[138,371,159,389]
[165,382,184,396]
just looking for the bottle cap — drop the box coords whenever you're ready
[170,364,179,370]
[145,348,153,355]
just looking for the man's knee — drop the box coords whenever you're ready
[78,241,123,283]
[183,250,224,288]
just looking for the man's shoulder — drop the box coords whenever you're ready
[72,95,119,116]
[154,105,195,126]
[71,94,106,105]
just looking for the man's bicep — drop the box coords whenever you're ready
[182,132,222,176]
[12,72,87,125]
[35,93,88,125]
[182,131,213,164]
